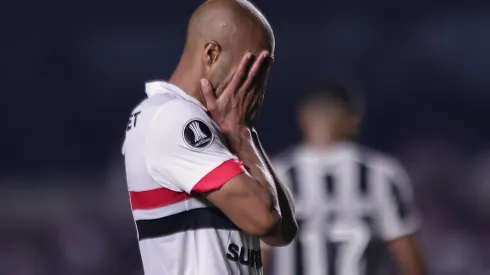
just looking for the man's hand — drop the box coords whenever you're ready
[200,50,271,133]
[390,235,427,275]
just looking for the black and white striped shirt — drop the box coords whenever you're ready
[268,142,420,275]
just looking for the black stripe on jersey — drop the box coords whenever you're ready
[359,162,369,196]
[287,166,300,197]
[295,219,304,275]
[327,241,339,275]
[362,216,386,275]
[325,174,335,196]
[136,207,239,240]
[390,181,409,219]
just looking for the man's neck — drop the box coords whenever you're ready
[168,61,207,107]
[304,136,348,149]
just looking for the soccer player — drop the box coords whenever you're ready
[262,83,426,275]
[122,1,297,275]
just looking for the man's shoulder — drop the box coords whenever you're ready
[271,145,303,170]
[145,95,212,128]
[144,94,203,115]
[142,96,221,153]
[354,144,406,176]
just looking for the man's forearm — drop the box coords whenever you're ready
[226,128,297,245]
[226,128,278,213]
[249,129,298,246]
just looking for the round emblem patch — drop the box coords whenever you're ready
[183,119,214,149]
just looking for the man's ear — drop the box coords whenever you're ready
[203,41,221,65]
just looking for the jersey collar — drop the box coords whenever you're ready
[299,141,357,156]
[145,81,207,111]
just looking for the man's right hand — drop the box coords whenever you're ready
[198,50,282,237]
[199,50,271,136]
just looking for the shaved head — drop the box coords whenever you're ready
[171,0,275,98]
[186,0,275,54]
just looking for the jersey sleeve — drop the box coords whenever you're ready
[375,159,421,241]
[145,100,246,194]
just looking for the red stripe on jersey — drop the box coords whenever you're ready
[130,159,244,210]
[192,159,246,193]
[130,188,191,210]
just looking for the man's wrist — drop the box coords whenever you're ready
[225,126,252,150]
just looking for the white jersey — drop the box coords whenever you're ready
[123,81,263,275]
[267,143,420,275]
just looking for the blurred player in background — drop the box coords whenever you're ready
[262,83,426,275]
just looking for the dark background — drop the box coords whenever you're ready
[1,1,489,274]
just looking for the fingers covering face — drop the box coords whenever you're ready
[239,51,269,93]
[200,50,271,124]
[200,78,217,111]
[226,52,253,96]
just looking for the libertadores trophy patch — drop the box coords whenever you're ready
[183,119,214,149]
